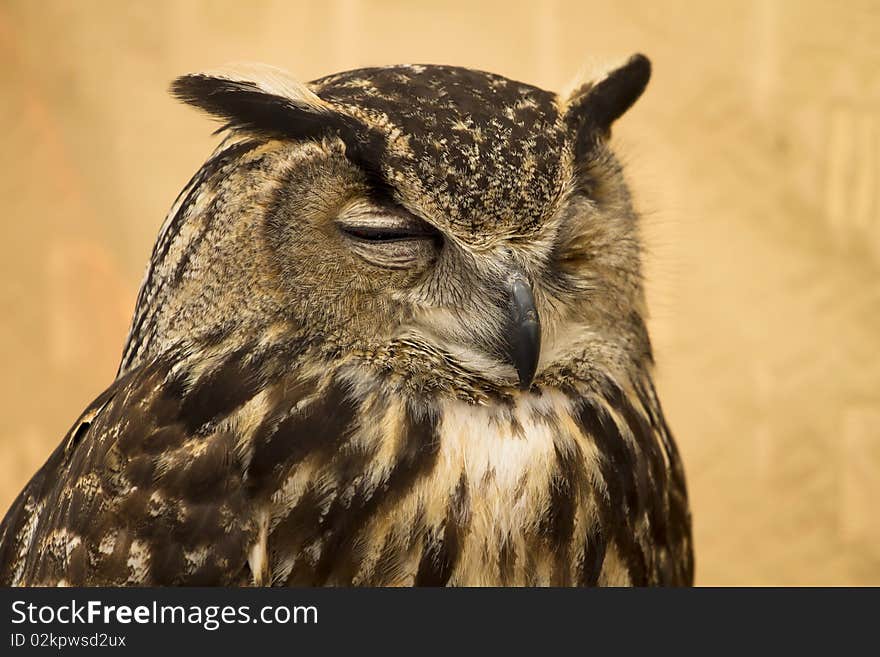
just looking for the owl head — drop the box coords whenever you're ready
[122,56,653,402]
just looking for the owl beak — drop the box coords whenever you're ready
[505,274,541,391]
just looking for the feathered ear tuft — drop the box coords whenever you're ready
[171,63,391,190]
[564,54,651,153]
[170,63,341,137]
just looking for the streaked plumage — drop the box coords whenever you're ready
[0,55,693,586]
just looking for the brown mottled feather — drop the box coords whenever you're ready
[0,342,690,585]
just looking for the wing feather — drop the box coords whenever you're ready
[0,350,301,586]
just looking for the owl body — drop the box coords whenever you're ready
[0,57,693,586]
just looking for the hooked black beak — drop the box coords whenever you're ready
[505,274,541,390]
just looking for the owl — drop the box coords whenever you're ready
[0,54,692,586]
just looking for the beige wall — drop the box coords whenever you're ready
[1,0,879,585]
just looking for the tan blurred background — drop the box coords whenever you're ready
[1,0,879,585]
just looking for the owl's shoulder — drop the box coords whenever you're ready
[0,350,286,585]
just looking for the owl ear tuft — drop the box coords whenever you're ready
[171,63,341,137]
[172,63,390,191]
[564,54,651,150]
